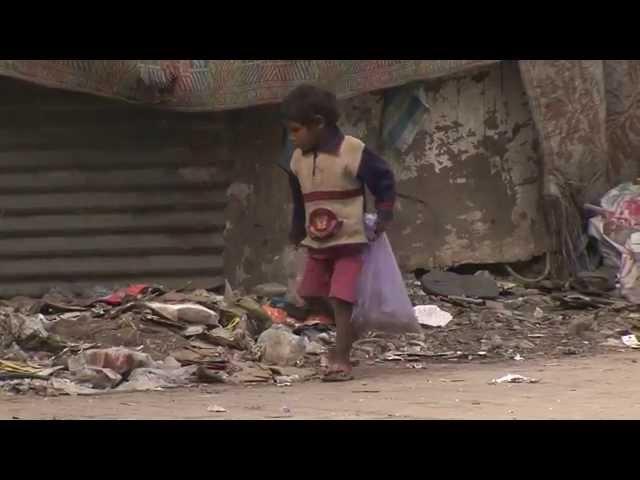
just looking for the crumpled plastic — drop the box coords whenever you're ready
[351,214,420,336]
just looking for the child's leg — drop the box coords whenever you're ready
[324,253,363,377]
[328,297,356,373]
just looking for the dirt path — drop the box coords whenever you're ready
[3,352,640,419]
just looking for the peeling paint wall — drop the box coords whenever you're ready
[339,62,546,270]
[224,62,547,288]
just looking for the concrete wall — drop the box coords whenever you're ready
[224,62,547,288]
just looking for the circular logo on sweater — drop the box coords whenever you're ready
[308,208,343,241]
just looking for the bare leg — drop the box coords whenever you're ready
[327,298,355,374]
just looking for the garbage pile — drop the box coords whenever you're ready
[0,282,329,396]
[3,260,640,397]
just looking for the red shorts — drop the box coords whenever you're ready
[298,246,364,304]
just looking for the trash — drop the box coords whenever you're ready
[205,327,252,350]
[490,374,540,385]
[514,353,524,361]
[305,341,326,355]
[144,302,220,326]
[49,378,105,396]
[98,284,150,306]
[413,305,453,327]
[81,347,156,375]
[420,270,500,299]
[621,334,640,349]
[534,307,544,319]
[257,326,306,366]
[116,365,197,392]
[352,214,420,336]
[196,366,229,384]
[207,405,227,413]
[0,313,49,346]
[70,367,122,389]
[231,363,274,383]
[253,283,288,298]
[0,359,62,380]
[262,305,290,325]
[181,325,207,337]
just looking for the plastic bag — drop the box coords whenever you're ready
[351,214,420,336]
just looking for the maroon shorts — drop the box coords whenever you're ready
[298,246,364,304]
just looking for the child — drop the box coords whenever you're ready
[281,84,396,381]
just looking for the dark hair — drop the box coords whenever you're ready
[281,84,339,126]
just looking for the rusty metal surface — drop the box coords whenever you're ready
[0,77,227,297]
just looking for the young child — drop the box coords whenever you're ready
[281,84,396,381]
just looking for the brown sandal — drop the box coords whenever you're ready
[322,370,354,382]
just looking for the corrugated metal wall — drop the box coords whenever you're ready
[0,77,227,298]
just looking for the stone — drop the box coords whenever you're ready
[257,326,306,366]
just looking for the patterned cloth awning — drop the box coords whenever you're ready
[0,60,497,111]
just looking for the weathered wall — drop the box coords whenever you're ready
[386,61,546,270]
[225,62,547,288]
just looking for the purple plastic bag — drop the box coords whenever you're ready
[351,215,420,336]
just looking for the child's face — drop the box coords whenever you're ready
[285,119,323,152]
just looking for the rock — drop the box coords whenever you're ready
[257,326,306,366]
[420,271,500,299]
[253,283,288,298]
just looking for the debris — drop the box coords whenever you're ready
[116,366,197,392]
[253,283,288,298]
[490,374,540,385]
[49,378,105,396]
[257,326,306,366]
[304,341,326,355]
[514,353,524,361]
[413,305,453,327]
[621,334,640,349]
[98,284,151,306]
[144,302,220,326]
[196,366,229,384]
[205,327,252,350]
[70,367,122,389]
[81,347,156,375]
[534,307,544,319]
[181,325,207,337]
[261,305,290,325]
[208,405,227,413]
[0,312,49,346]
[231,363,273,383]
[420,270,500,299]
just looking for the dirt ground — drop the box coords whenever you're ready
[3,351,639,419]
